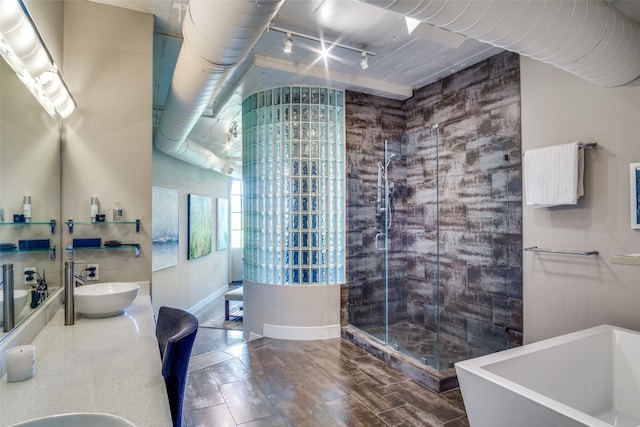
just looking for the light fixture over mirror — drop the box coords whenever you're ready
[0,0,76,119]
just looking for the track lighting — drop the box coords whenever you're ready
[283,32,293,54]
[270,24,375,70]
[360,52,368,70]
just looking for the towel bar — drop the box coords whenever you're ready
[523,246,599,256]
[522,142,597,157]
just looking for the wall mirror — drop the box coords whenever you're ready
[0,40,62,339]
[631,162,640,230]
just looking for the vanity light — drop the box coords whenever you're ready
[0,0,76,119]
[39,70,76,119]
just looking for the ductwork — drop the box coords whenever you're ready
[154,0,285,179]
[360,0,640,87]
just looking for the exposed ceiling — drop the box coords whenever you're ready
[90,0,640,174]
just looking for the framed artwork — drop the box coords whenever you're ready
[188,194,213,259]
[217,198,229,250]
[631,163,640,229]
[152,187,179,271]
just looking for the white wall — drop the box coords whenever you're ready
[62,1,153,283]
[230,247,243,282]
[61,0,230,315]
[520,57,640,344]
[25,0,64,68]
[152,149,231,313]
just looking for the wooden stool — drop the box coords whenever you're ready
[224,287,243,320]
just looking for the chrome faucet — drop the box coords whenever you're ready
[65,261,90,325]
[74,273,87,286]
[64,261,75,325]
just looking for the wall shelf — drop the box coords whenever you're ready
[0,220,56,234]
[0,246,56,260]
[66,244,140,258]
[63,219,142,258]
[64,219,140,233]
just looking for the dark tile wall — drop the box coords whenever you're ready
[345,51,523,356]
[344,92,407,329]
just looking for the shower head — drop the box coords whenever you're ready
[386,152,400,167]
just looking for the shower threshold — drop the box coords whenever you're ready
[341,325,459,393]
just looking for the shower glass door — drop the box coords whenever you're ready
[348,125,521,372]
[348,138,406,350]
[427,125,517,370]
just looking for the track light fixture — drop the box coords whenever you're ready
[283,32,293,54]
[270,24,374,69]
[360,51,368,70]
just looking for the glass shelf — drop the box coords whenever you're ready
[0,246,56,260]
[66,244,140,257]
[65,219,140,233]
[0,220,56,234]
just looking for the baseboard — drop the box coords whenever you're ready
[188,285,228,314]
[263,323,341,340]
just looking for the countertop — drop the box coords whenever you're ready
[0,295,172,426]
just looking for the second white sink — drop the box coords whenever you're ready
[0,289,28,326]
[9,412,136,426]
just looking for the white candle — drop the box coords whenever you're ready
[6,345,35,382]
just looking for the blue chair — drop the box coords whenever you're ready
[156,306,199,427]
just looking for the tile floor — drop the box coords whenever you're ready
[358,321,471,370]
[186,291,470,427]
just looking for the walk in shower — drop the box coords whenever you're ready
[346,123,522,390]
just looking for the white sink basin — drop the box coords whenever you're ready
[75,282,139,318]
[9,412,136,426]
[0,289,28,326]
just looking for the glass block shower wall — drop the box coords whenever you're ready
[242,86,346,285]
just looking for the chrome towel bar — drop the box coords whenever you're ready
[523,246,599,256]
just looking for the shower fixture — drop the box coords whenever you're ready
[375,143,400,251]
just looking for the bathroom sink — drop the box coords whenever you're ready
[0,289,28,326]
[9,412,136,426]
[75,282,139,318]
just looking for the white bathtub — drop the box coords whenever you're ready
[455,325,640,427]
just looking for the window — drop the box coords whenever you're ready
[230,180,243,248]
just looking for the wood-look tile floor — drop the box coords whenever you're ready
[184,335,470,426]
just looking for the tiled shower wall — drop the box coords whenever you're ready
[345,51,523,355]
[344,92,407,328]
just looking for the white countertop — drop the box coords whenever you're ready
[0,295,172,426]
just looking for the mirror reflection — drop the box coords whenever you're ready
[0,55,62,338]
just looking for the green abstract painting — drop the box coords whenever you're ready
[188,194,213,259]
[217,198,229,250]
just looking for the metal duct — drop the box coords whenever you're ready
[154,0,285,178]
[360,0,640,87]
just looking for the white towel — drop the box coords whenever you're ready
[524,141,584,208]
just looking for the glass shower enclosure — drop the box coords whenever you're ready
[348,124,521,372]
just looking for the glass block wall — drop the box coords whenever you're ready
[242,86,345,285]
